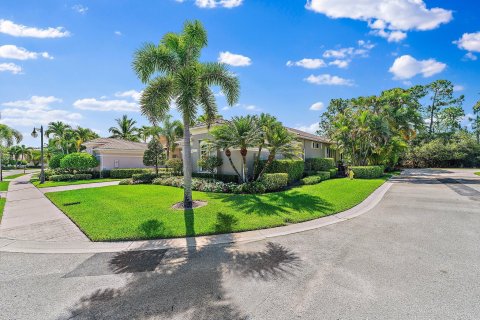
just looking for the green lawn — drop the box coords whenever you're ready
[4,173,25,179]
[475,172,479,176]
[32,178,120,188]
[0,181,10,191]
[46,176,389,241]
[0,198,5,222]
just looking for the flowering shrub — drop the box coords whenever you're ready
[151,177,268,194]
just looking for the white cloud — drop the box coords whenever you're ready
[328,59,349,68]
[453,85,464,92]
[0,45,52,60]
[0,62,22,74]
[295,123,319,134]
[286,58,326,69]
[0,96,82,127]
[195,0,242,8]
[222,103,260,112]
[114,31,122,36]
[0,19,70,38]
[115,90,142,101]
[218,51,251,66]
[321,40,374,67]
[72,4,88,14]
[323,47,353,59]
[463,52,477,61]
[305,74,354,86]
[389,55,446,80]
[309,102,324,111]
[306,0,452,42]
[454,32,480,53]
[73,98,138,112]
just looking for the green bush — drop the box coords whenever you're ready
[132,173,158,184]
[304,158,335,171]
[261,173,288,191]
[329,168,338,178]
[192,172,238,183]
[119,178,133,185]
[49,154,65,169]
[49,174,75,182]
[300,171,330,185]
[60,153,99,172]
[73,174,92,180]
[166,158,183,176]
[100,169,111,178]
[236,181,267,194]
[110,168,151,179]
[258,159,304,183]
[350,166,384,179]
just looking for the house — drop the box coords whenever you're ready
[83,138,149,171]
[176,121,339,178]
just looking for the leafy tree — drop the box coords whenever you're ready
[132,20,240,208]
[437,106,465,134]
[49,153,65,169]
[197,155,223,179]
[60,153,99,173]
[471,100,480,143]
[0,123,22,180]
[143,139,164,175]
[109,115,140,141]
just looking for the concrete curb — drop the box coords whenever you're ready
[0,181,392,254]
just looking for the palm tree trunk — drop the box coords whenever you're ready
[225,149,242,182]
[256,152,275,181]
[182,117,193,209]
[241,150,248,183]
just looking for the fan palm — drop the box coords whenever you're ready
[74,127,99,152]
[109,115,140,142]
[0,123,23,181]
[132,20,240,208]
[45,121,72,154]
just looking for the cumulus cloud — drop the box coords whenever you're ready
[0,19,70,38]
[286,58,326,69]
[195,0,242,8]
[321,40,374,68]
[218,51,251,66]
[294,122,319,134]
[463,52,477,61]
[115,90,142,101]
[0,62,22,74]
[328,59,349,68]
[306,0,452,42]
[73,98,138,112]
[0,45,52,60]
[309,102,324,111]
[72,4,88,14]
[305,74,354,86]
[389,55,446,80]
[0,96,82,127]
[454,32,480,60]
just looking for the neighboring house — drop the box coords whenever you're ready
[83,138,149,171]
[158,136,182,159]
[175,121,339,178]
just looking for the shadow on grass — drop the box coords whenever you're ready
[138,219,169,238]
[214,212,239,233]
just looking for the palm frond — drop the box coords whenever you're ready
[140,76,175,125]
[200,62,240,106]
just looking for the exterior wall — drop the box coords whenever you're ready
[158,136,182,159]
[93,151,149,170]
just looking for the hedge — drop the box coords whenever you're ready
[192,172,238,183]
[329,168,338,178]
[261,173,288,191]
[110,168,151,179]
[49,173,92,181]
[60,153,99,171]
[300,171,330,185]
[304,158,335,172]
[49,154,65,169]
[258,159,304,183]
[350,166,384,179]
[132,173,158,184]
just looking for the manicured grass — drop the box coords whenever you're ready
[4,173,25,179]
[32,178,120,188]
[0,198,5,223]
[0,181,10,191]
[475,172,480,176]
[46,176,389,241]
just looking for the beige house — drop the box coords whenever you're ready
[83,138,149,171]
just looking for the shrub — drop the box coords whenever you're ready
[192,172,238,183]
[329,168,338,178]
[49,154,65,169]
[166,158,183,176]
[49,174,75,182]
[132,173,158,184]
[262,173,288,191]
[258,159,304,183]
[197,156,223,177]
[350,166,384,179]
[73,174,92,180]
[60,153,99,172]
[235,181,267,194]
[300,171,330,185]
[100,169,111,178]
[119,178,133,185]
[110,168,151,179]
[305,158,335,172]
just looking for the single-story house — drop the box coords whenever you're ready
[83,138,149,171]
[175,120,339,178]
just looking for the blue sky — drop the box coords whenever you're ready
[0,0,479,146]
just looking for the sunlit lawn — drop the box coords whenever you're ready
[0,181,10,191]
[32,178,120,188]
[0,198,5,222]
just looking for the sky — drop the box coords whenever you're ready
[0,0,479,147]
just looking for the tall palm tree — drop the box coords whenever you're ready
[45,121,72,154]
[132,20,240,208]
[137,125,152,143]
[158,115,183,159]
[74,127,99,152]
[17,145,33,173]
[109,115,140,142]
[0,123,23,181]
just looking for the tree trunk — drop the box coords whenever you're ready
[240,148,248,182]
[253,145,263,180]
[256,152,275,181]
[429,91,437,135]
[225,149,242,182]
[0,150,3,182]
[182,117,193,209]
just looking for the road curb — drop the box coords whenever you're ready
[0,181,393,254]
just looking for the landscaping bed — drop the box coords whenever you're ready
[46,176,389,241]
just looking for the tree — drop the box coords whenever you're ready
[471,100,480,143]
[155,115,183,160]
[27,149,42,167]
[74,127,99,152]
[45,121,72,154]
[17,145,33,173]
[138,126,152,143]
[143,139,164,175]
[60,153,99,173]
[109,115,140,141]
[197,156,223,179]
[437,106,465,134]
[0,123,23,181]
[196,113,223,124]
[132,20,240,208]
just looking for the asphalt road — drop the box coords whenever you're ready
[1,168,479,320]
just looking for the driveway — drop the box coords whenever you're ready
[0,168,479,319]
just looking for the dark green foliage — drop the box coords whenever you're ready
[261,173,288,191]
[60,153,99,172]
[258,159,304,183]
[49,154,65,169]
[73,174,92,180]
[192,172,238,183]
[304,158,335,171]
[100,169,111,178]
[143,139,164,174]
[132,173,158,184]
[350,166,384,179]
[300,171,330,185]
[329,168,339,178]
[197,156,223,177]
[166,158,183,176]
[236,181,267,194]
[49,174,92,182]
[110,168,151,179]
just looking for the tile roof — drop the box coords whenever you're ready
[285,127,331,143]
[83,138,147,151]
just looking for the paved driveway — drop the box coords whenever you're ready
[0,168,479,319]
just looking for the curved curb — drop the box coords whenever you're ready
[0,181,393,254]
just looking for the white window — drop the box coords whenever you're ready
[312,142,320,149]
[114,160,119,168]
[327,147,336,158]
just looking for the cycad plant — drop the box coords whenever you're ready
[132,20,240,208]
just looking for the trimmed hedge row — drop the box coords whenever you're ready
[192,172,239,183]
[110,168,151,179]
[49,174,92,182]
[350,166,384,179]
[329,168,338,178]
[258,160,304,183]
[261,173,288,191]
[300,171,330,185]
[304,158,335,172]
[132,173,158,184]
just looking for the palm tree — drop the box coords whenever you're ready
[210,116,262,182]
[0,123,23,181]
[157,115,183,159]
[137,125,152,143]
[74,127,99,152]
[132,20,240,208]
[109,115,140,142]
[45,121,72,154]
[18,145,33,173]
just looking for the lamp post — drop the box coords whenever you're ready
[31,126,45,184]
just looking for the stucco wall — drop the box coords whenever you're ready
[93,151,149,170]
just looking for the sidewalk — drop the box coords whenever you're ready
[39,180,120,194]
[0,174,89,242]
